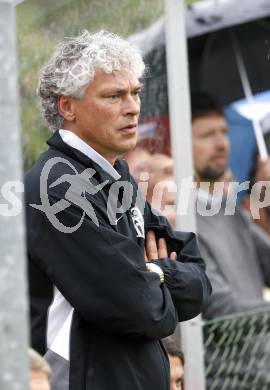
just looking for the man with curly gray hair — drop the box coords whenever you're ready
[38,30,145,134]
[25,30,211,390]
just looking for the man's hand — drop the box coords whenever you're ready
[145,230,177,261]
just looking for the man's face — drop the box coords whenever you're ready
[169,355,184,390]
[66,69,142,164]
[192,114,230,181]
[125,147,151,183]
[30,371,50,390]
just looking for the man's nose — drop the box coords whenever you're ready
[215,134,228,150]
[123,95,140,116]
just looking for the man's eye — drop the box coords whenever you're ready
[133,90,141,97]
[109,95,120,100]
[200,132,213,139]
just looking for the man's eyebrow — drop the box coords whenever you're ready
[101,83,144,94]
[134,83,144,91]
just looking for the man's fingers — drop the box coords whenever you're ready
[145,231,176,261]
[144,248,148,262]
[170,251,177,261]
[158,238,168,259]
[145,230,158,260]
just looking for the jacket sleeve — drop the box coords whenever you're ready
[144,203,212,321]
[198,235,270,319]
[26,190,178,341]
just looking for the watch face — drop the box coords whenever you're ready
[146,263,164,283]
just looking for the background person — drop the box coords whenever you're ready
[191,92,270,319]
[124,145,151,182]
[127,92,270,387]
[126,150,176,228]
[146,153,176,229]
[163,336,184,390]
[137,91,270,319]
[29,348,51,390]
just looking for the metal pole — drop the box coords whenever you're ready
[164,1,206,389]
[0,1,29,389]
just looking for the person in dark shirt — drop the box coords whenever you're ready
[191,92,270,319]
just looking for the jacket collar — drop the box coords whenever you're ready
[47,131,130,185]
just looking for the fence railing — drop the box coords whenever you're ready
[203,308,270,390]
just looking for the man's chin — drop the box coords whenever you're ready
[118,139,138,154]
[198,167,227,182]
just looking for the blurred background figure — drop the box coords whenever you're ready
[146,154,176,229]
[163,336,185,390]
[29,348,51,390]
[128,92,270,320]
[124,145,151,183]
[125,148,176,228]
[191,92,270,319]
[191,92,230,188]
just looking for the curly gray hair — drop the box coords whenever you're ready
[38,30,145,131]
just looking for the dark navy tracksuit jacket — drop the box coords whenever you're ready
[25,131,211,390]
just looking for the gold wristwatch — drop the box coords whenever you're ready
[146,262,164,284]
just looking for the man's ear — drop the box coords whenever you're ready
[57,96,75,122]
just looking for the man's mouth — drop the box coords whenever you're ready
[119,124,137,134]
[211,155,227,163]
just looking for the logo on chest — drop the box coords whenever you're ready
[130,207,145,238]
